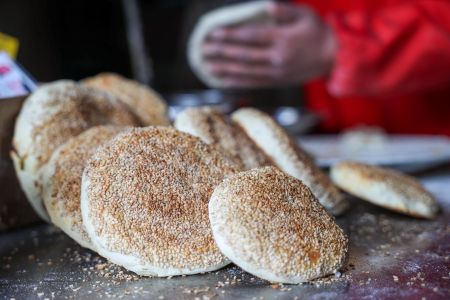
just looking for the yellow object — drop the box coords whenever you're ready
[0,32,19,59]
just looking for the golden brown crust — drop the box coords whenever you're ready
[16,81,139,171]
[82,127,243,273]
[175,107,271,169]
[209,166,348,283]
[231,108,348,215]
[11,80,140,221]
[331,161,439,219]
[82,73,169,126]
[42,125,128,249]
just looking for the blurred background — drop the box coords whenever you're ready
[0,0,305,129]
[1,0,449,231]
[3,0,450,135]
[1,0,188,88]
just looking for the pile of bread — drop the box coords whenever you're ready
[11,73,439,284]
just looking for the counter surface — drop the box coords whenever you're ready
[1,167,449,300]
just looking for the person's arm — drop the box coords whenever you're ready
[203,1,450,96]
[203,2,336,88]
[327,1,450,97]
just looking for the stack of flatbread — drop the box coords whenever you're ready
[12,1,441,281]
[9,72,350,282]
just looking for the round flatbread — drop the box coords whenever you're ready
[81,127,242,276]
[331,161,440,219]
[82,73,169,126]
[232,108,348,215]
[188,0,272,87]
[11,80,139,221]
[174,106,271,169]
[209,166,348,283]
[41,126,128,250]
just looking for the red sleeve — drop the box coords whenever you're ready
[326,1,450,97]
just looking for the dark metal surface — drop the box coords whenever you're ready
[1,171,449,300]
[0,96,40,230]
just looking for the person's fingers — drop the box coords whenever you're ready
[206,61,281,79]
[203,42,272,64]
[208,25,275,45]
[266,2,300,23]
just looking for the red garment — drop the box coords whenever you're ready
[293,0,450,135]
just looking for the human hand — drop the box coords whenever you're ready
[203,2,337,88]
